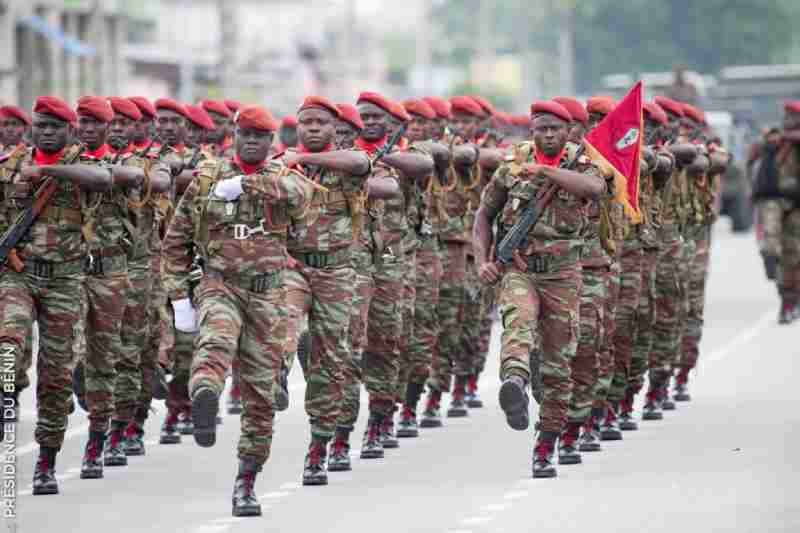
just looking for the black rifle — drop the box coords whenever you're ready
[495,144,585,266]
[371,123,408,166]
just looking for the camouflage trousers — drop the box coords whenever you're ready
[338,268,374,431]
[648,233,684,385]
[678,227,711,372]
[671,236,695,370]
[116,259,152,425]
[429,242,467,392]
[17,326,34,391]
[284,263,354,440]
[161,301,195,416]
[190,275,284,466]
[778,209,800,305]
[592,260,620,409]
[395,249,418,402]
[460,256,494,380]
[364,253,404,416]
[134,256,164,424]
[608,242,643,402]
[567,264,607,424]
[497,262,581,434]
[628,248,658,394]
[406,238,442,387]
[84,268,130,433]
[0,267,82,448]
[757,199,785,258]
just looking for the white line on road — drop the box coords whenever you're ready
[702,310,774,366]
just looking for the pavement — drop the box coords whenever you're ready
[7,223,800,533]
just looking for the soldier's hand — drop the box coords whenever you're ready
[213,175,244,201]
[172,298,199,333]
[520,163,545,179]
[479,261,501,284]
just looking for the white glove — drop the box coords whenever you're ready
[213,175,244,201]
[172,297,199,333]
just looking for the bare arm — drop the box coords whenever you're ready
[453,145,479,168]
[479,148,505,174]
[474,203,501,265]
[686,153,710,179]
[783,130,800,143]
[382,151,434,180]
[367,167,399,199]
[175,171,194,194]
[667,143,699,165]
[37,164,111,192]
[708,150,730,175]
[525,164,605,199]
[292,150,370,177]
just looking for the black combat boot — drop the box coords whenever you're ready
[498,375,530,431]
[124,422,146,456]
[532,432,558,478]
[465,374,484,408]
[674,369,691,402]
[360,415,384,459]
[447,377,469,418]
[274,365,290,412]
[642,387,663,420]
[80,431,106,479]
[32,447,59,495]
[419,389,443,428]
[397,383,422,437]
[558,423,582,465]
[159,410,182,444]
[618,389,639,431]
[103,423,128,466]
[232,456,262,517]
[600,402,623,441]
[302,438,329,486]
[660,381,676,411]
[327,429,352,472]
[578,409,603,452]
[380,413,399,449]
[192,386,219,448]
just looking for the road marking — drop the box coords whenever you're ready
[278,482,301,490]
[702,310,774,366]
[502,490,528,500]
[258,491,292,500]
[460,516,494,526]
[481,503,510,512]
[192,526,231,533]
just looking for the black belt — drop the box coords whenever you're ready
[204,269,282,294]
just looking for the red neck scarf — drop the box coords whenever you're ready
[82,143,109,159]
[354,136,387,155]
[109,143,134,155]
[33,147,66,166]
[133,138,150,149]
[534,147,565,168]
[296,143,333,154]
[234,153,266,175]
[168,143,186,155]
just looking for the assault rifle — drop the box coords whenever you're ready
[0,145,85,271]
[495,144,585,266]
[371,123,407,166]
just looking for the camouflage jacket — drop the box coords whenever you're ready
[439,134,480,244]
[162,157,314,300]
[481,141,603,268]
[0,144,27,236]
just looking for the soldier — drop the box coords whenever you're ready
[128,96,156,150]
[279,96,394,485]
[475,100,606,478]
[751,127,784,284]
[185,104,216,149]
[200,99,235,158]
[225,100,242,116]
[275,115,299,154]
[0,105,31,150]
[162,105,313,516]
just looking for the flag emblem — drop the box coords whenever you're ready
[616,128,640,150]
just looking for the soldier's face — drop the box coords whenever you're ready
[108,114,134,150]
[31,115,70,153]
[77,115,108,150]
[783,111,800,132]
[279,125,298,148]
[204,111,228,144]
[643,118,661,144]
[426,118,445,140]
[358,102,389,142]
[531,114,568,156]
[335,120,359,149]
[156,110,186,147]
[185,123,205,148]
[235,127,273,164]
[450,112,477,139]
[568,122,585,143]
[297,108,336,152]
[1,117,27,146]
[132,117,152,143]
[406,117,427,142]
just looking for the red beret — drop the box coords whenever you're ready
[224,100,242,113]
[33,96,77,124]
[784,101,800,114]
[107,97,142,122]
[643,102,668,125]
[236,105,278,131]
[128,96,156,119]
[530,100,572,123]
[155,98,189,118]
[200,99,232,118]
[449,96,484,117]
[76,96,114,123]
[586,96,615,116]
[402,99,436,121]
[357,91,395,116]
[1,105,31,126]
[422,96,452,120]
[682,103,705,124]
[184,104,215,130]
[298,96,340,118]
[335,103,364,131]
[471,96,495,117]
[281,115,298,127]
[653,96,684,118]
[493,111,510,124]
[552,96,588,126]
[510,114,531,127]
[388,100,411,122]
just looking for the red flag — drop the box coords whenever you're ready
[584,81,643,223]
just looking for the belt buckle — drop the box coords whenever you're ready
[85,254,104,276]
[33,259,52,279]
[233,224,251,240]
[528,255,547,274]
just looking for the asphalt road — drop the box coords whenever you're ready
[8,223,800,533]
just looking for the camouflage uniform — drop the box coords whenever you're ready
[770,143,800,310]
[482,142,602,434]
[0,145,85,449]
[162,156,313,465]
